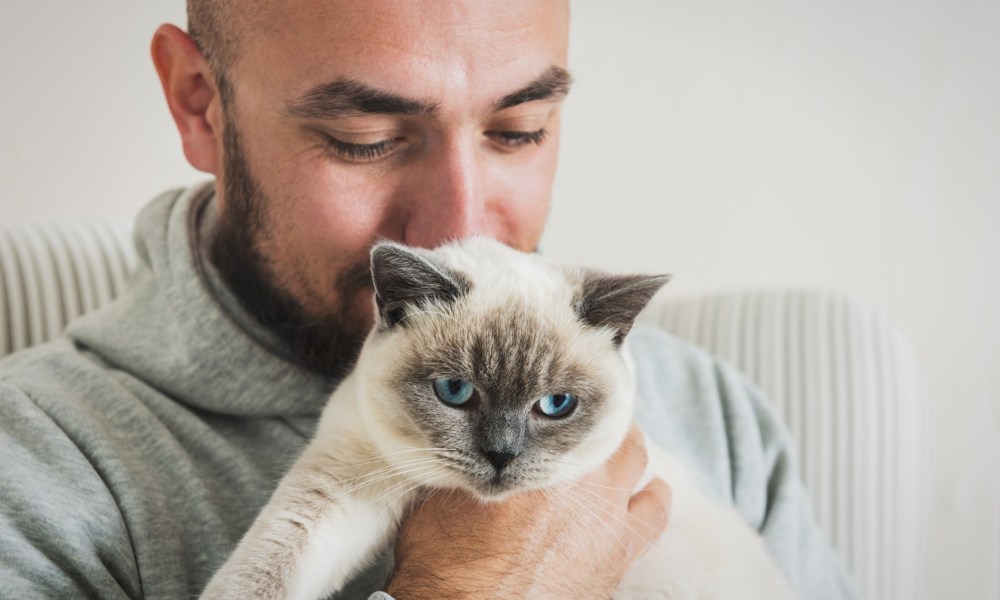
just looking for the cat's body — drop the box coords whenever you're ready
[201,239,794,600]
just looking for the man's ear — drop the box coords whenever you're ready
[150,24,223,174]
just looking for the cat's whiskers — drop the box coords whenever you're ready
[547,484,632,556]
[355,450,480,500]
[355,455,453,505]
[575,481,642,493]
[383,468,452,513]
[550,457,603,469]
[357,468,438,510]
[433,451,480,473]
[332,456,442,490]
[338,458,448,493]
[540,486,604,558]
[559,479,658,550]
[364,464,450,511]
[549,486,627,549]
[425,482,478,514]
[332,457,448,498]
[330,447,450,468]
[375,469,455,523]
[412,485,443,516]
[337,470,424,499]
[450,487,480,512]
[440,484,468,512]
[547,460,650,493]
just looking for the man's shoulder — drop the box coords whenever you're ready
[0,337,151,483]
[628,323,719,375]
[627,323,784,503]
[0,338,107,407]
[0,337,120,447]
[628,323,761,415]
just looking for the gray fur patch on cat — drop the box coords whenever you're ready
[391,301,605,495]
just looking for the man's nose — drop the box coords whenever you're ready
[401,138,489,248]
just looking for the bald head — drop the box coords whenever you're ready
[186,0,261,95]
[188,1,569,102]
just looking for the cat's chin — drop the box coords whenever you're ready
[460,473,560,503]
[466,482,525,503]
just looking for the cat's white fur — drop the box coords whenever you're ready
[200,238,795,600]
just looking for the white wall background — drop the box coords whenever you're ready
[1,2,997,599]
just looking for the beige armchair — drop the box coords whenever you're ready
[0,218,926,599]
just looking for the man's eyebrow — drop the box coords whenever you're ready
[286,79,439,119]
[493,66,573,112]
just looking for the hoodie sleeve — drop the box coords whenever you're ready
[0,383,140,599]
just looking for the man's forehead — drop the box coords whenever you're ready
[235,0,569,110]
[245,0,569,53]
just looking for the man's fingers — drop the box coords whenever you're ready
[626,477,672,561]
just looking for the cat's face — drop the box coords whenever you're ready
[355,238,667,501]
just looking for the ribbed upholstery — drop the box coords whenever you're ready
[642,291,926,600]
[0,218,136,356]
[0,220,926,599]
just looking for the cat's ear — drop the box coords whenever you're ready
[370,243,469,328]
[574,272,671,346]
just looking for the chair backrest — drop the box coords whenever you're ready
[0,219,926,599]
[0,218,136,356]
[641,291,926,600]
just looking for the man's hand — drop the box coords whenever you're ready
[384,424,671,600]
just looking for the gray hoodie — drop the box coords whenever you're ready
[0,182,856,599]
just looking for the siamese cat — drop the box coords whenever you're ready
[201,238,794,599]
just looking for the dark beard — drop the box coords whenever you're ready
[208,115,368,378]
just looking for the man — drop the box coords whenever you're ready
[0,1,856,598]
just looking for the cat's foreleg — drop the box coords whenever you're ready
[200,452,414,600]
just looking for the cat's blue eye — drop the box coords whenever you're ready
[433,378,475,407]
[533,393,576,418]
